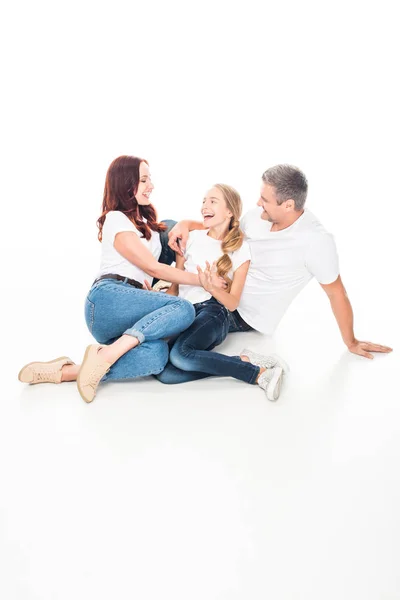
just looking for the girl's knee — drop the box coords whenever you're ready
[169,344,193,372]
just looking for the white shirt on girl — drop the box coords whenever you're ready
[179,229,251,305]
[97,211,162,284]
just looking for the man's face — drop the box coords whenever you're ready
[257,183,284,223]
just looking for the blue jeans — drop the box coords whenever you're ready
[159,219,253,335]
[84,279,195,381]
[156,298,259,385]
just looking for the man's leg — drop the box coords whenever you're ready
[153,219,177,286]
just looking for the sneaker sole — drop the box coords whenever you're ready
[266,366,283,402]
[18,356,72,384]
[76,345,96,403]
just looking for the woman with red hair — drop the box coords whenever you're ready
[18,155,208,402]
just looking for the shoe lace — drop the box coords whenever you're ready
[34,369,59,383]
[87,364,110,389]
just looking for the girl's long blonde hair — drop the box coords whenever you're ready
[213,184,244,292]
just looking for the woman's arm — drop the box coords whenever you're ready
[198,261,250,312]
[114,231,199,286]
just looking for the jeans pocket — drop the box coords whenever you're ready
[84,297,95,333]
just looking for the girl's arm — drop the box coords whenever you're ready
[114,231,200,286]
[166,254,185,296]
[198,260,250,312]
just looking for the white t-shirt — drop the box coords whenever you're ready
[238,207,339,334]
[179,230,251,305]
[97,211,161,285]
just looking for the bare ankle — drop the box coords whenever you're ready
[255,367,266,383]
[61,364,80,382]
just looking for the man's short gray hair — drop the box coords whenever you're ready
[262,165,308,211]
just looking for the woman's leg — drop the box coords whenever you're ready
[87,280,195,349]
[60,340,169,383]
[101,340,169,381]
[78,281,195,402]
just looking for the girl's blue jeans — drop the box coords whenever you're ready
[155,298,259,385]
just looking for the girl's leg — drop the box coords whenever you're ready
[155,361,212,385]
[169,303,260,385]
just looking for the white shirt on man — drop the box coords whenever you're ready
[179,230,251,305]
[238,207,339,334]
[97,211,162,284]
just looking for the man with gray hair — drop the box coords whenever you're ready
[166,165,392,359]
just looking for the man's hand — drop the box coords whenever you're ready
[347,339,393,359]
[168,221,189,256]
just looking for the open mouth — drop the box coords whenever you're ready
[202,213,214,223]
[143,192,152,200]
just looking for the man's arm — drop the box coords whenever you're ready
[168,220,205,255]
[320,276,392,359]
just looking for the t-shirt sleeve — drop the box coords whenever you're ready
[240,213,248,236]
[305,233,340,284]
[104,211,140,241]
[231,240,252,272]
[183,230,196,260]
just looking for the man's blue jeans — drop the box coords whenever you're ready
[84,279,195,381]
[156,298,259,385]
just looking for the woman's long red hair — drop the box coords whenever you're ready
[97,155,167,241]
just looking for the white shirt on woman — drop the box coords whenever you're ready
[97,211,162,285]
[237,207,340,334]
[179,229,251,305]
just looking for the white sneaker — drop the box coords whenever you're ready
[241,349,290,373]
[257,367,283,401]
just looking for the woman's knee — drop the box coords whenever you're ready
[174,298,195,328]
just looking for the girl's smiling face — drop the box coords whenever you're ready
[201,186,232,228]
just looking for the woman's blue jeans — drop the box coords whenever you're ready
[84,279,195,381]
[156,298,259,385]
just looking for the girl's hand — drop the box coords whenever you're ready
[197,261,215,292]
[143,279,155,291]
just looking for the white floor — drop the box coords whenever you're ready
[1,257,399,600]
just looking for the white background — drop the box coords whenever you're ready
[1,1,399,599]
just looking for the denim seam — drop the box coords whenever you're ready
[103,364,165,380]
[134,299,193,337]
[86,299,95,333]
[176,312,228,357]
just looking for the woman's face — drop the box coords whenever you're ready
[135,162,154,205]
[201,187,232,228]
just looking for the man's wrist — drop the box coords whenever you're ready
[345,337,357,348]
